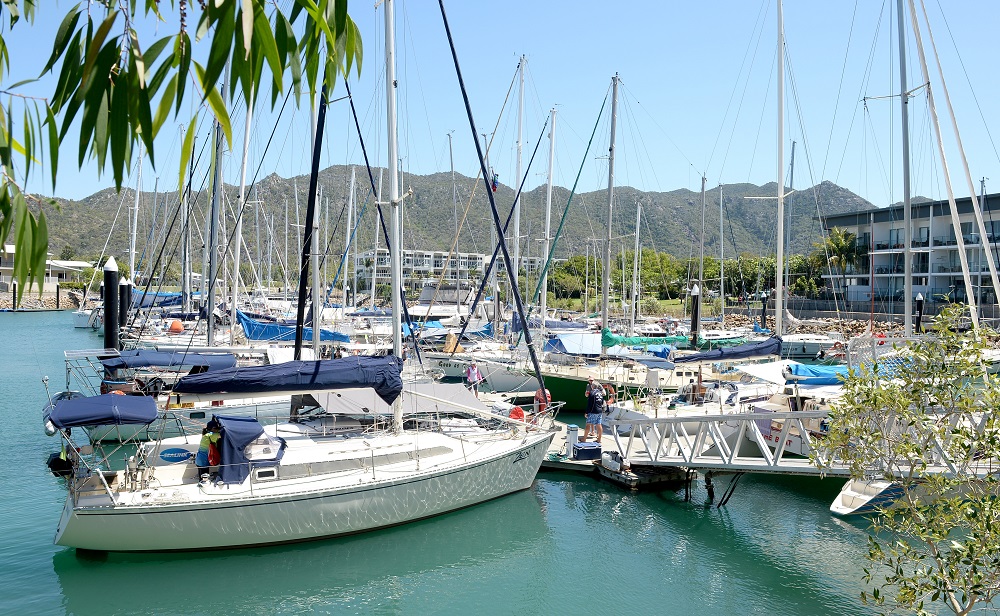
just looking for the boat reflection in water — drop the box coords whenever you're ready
[52,487,549,614]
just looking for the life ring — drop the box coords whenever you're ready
[875,331,886,346]
[509,406,525,422]
[533,387,551,414]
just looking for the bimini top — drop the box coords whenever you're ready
[674,336,782,364]
[172,355,404,405]
[101,350,237,372]
[48,393,158,429]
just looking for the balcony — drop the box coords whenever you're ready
[934,236,957,246]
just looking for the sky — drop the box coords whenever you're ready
[8,0,1000,213]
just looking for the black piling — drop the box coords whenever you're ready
[103,257,120,350]
[118,277,130,328]
[915,292,924,333]
[56,284,60,309]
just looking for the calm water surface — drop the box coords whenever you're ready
[2,311,875,615]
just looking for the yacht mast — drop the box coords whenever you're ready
[630,201,641,334]
[129,147,142,281]
[181,137,193,313]
[384,0,403,431]
[775,0,785,337]
[206,117,223,346]
[897,0,913,336]
[512,55,525,288]
[601,74,619,352]
[232,88,254,344]
[541,107,556,340]
[343,167,356,308]
[719,184,724,324]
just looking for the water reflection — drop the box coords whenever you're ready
[52,489,549,615]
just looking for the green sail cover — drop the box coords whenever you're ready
[601,328,688,348]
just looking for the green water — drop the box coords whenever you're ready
[2,311,875,615]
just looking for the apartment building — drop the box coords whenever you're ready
[821,192,1000,305]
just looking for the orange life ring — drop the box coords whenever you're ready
[509,406,525,421]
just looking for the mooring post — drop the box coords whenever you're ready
[56,283,60,309]
[103,257,120,351]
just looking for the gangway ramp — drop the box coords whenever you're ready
[605,410,851,477]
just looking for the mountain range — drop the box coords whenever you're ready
[36,165,876,268]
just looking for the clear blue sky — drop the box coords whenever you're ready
[9,1,1000,212]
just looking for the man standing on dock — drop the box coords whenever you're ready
[584,377,606,441]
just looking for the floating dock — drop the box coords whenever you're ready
[541,420,686,490]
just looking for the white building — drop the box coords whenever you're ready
[352,249,560,294]
[822,192,1000,305]
[0,244,93,292]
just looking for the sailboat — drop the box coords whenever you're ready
[46,0,554,552]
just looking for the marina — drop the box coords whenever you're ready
[4,311,876,615]
[4,0,1000,612]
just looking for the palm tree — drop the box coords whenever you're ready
[818,227,860,305]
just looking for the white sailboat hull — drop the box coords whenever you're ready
[55,431,553,551]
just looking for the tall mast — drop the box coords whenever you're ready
[785,141,796,294]
[631,202,641,334]
[283,198,289,300]
[384,0,403,431]
[343,167,356,307]
[232,86,254,344]
[775,0,785,337]
[206,118,223,345]
[181,136,194,313]
[719,184,724,324]
[512,55,526,289]
[541,107,556,340]
[130,147,142,281]
[897,0,913,336]
[601,74,619,352]
[699,173,706,290]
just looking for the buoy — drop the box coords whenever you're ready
[509,406,525,422]
[168,319,184,334]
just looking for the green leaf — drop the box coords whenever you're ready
[30,209,47,295]
[110,72,129,189]
[202,3,235,99]
[0,185,11,248]
[131,61,155,167]
[178,114,198,195]
[174,33,191,115]
[21,107,31,179]
[52,30,82,111]
[143,35,171,67]
[81,12,118,87]
[152,74,177,135]
[42,7,82,76]
[252,3,282,95]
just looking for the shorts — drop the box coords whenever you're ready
[586,413,602,426]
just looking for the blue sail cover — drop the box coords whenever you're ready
[236,310,350,343]
[48,394,158,429]
[674,336,782,364]
[101,350,237,372]
[173,356,404,404]
[785,363,848,385]
[132,291,183,308]
[214,415,265,484]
